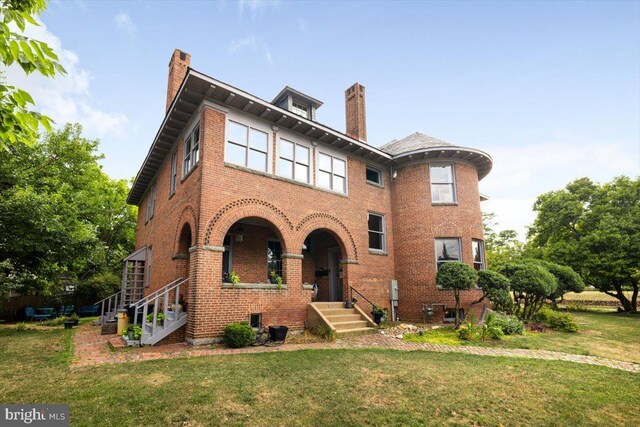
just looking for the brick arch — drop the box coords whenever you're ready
[173,205,198,255]
[204,198,294,252]
[294,213,358,261]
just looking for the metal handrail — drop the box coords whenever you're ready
[349,286,377,313]
[133,278,189,330]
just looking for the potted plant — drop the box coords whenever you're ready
[229,272,240,287]
[63,319,75,329]
[269,271,278,284]
[345,297,356,309]
[371,305,387,325]
[268,325,289,342]
[66,313,80,326]
[126,325,143,341]
[146,312,165,326]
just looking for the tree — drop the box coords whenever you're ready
[473,269,512,312]
[528,177,640,312]
[436,262,477,328]
[0,124,136,302]
[1,0,66,149]
[482,212,525,270]
[499,263,557,320]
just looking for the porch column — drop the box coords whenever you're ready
[186,245,222,345]
[281,253,303,288]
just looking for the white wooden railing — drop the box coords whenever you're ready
[95,290,123,324]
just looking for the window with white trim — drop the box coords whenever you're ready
[435,238,461,270]
[291,101,309,119]
[472,239,485,271]
[366,165,383,185]
[430,164,456,203]
[170,150,178,194]
[145,246,152,288]
[318,152,346,193]
[226,120,269,172]
[145,182,156,222]
[183,124,200,177]
[278,138,310,183]
[368,212,386,252]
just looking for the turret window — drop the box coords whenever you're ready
[435,238,461,270]
[430,164,456,204]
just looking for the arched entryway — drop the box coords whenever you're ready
[220,217,289,285]
[301,229,346,302]
[175,223,192,299]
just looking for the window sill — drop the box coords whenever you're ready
[432,202,458,207]
[181,162,199,184]
[169,191,176,200]
[222,282,288,290]
[224,162,349,198]
[366,180,384,189]
[302,283,314,290]
[368,249,388,256]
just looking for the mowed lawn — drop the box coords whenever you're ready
[1,324,639,426]
[406,311,640,364]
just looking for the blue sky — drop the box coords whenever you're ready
[12,0,640,238]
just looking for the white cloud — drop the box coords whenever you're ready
[114,12,136,38]
[229,35,274,65]
[479,138,639,240]
[238,0,280,18]
[6,20,128,140]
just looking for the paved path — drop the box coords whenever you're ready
[72,324,640,373]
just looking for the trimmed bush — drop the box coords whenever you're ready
[531,307,579,332]
[488,312,524,335]
[477,270,512,312]
[223,322,256,348]
[436,262,477,328]
[499,262,557,320]
[525,259,585,302]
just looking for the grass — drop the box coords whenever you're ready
[403,310,640,363]
[563,290,633,302]
[1,322,639,426]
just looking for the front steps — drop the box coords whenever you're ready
[308,302,377,338]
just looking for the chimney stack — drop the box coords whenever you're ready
[345,82,367,143]
[166,49,191,112]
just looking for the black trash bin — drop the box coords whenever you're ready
[268,326,288,342]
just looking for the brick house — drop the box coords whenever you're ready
[105,49,493,346]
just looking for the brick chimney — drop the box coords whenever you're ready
[345,82,367,143]
[166,49,191,112]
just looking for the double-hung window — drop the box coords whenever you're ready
[435,238,461,270]
[183,124,200,177]
[170,150,178,194]
[145,182,156,222]
[278,138,310,183]
[318,152,346,193]
[472,239,485,271]
[226,121,269,172]
[430,164,456,203]
[368,213,386,252]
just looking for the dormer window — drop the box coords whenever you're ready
[290,101,309,119]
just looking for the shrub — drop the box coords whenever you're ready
[525,259,585,302]
[436,262,477,328]
[457,314,503,341]
[223,322,256,348]
[499,262,557,320]
[477,270,512,312]
[487,312,524,335]
[14,322,28,332]
[531,307,579,332]
[42,317,65,326]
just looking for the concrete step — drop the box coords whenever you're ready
[325,314,362,323]
[319,308,357,316]
[312,302,346,309]
[333,320,368,330]
[335,327,378,338]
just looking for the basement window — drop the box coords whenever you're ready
[250,313,262,330]
[444,308,464,323]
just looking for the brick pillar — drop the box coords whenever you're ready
[186,246,222,345]
[282,254,302,287]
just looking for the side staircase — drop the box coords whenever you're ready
[308,302,378,338]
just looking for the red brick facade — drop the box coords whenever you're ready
[131,51,491,345]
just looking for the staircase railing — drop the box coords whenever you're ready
[132,278,188,342]
[94,290,123,324]
[349,286,377,314]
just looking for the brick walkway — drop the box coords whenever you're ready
[71,324,640,373]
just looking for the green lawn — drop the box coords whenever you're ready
[1,323,639,426]
[404,311,640,363]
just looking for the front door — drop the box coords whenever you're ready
[328,247,342,302]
